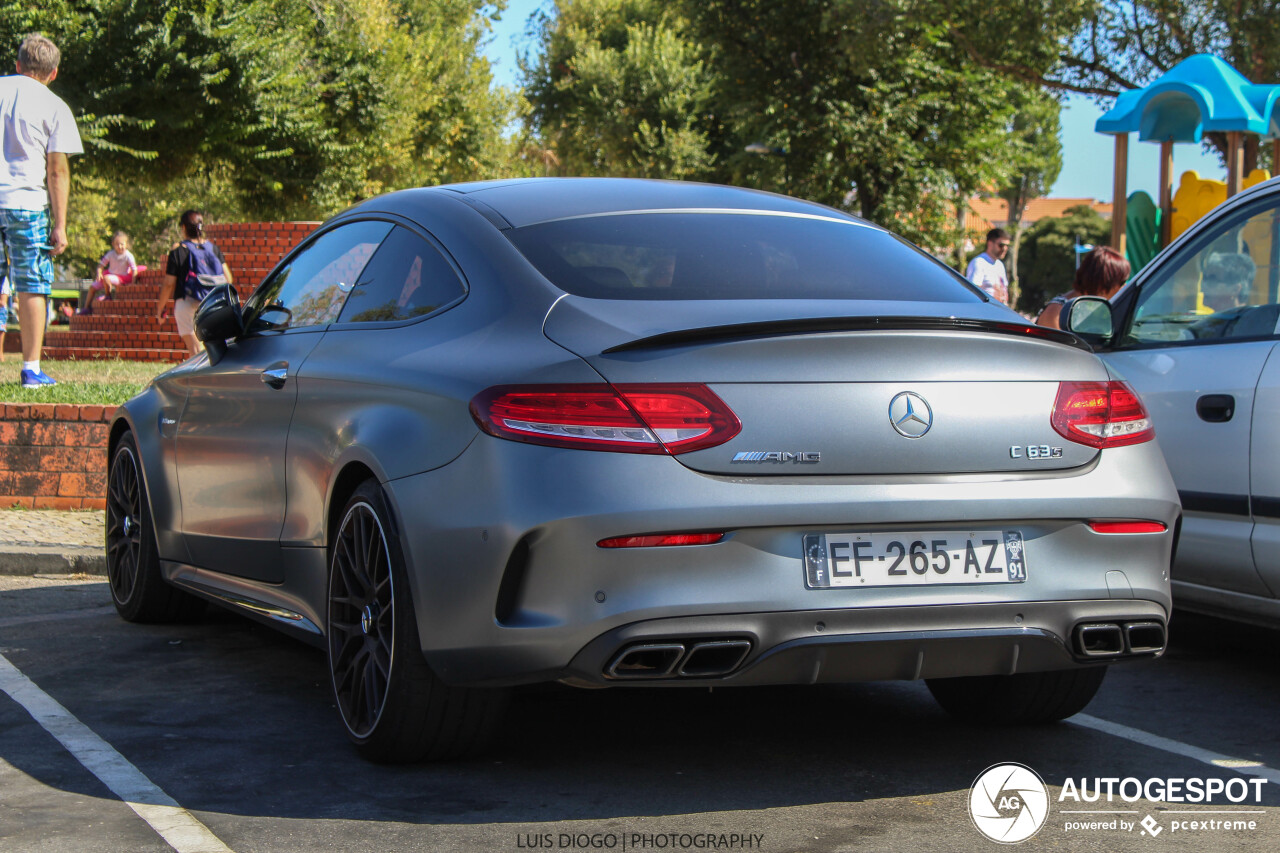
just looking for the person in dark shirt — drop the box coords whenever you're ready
[154,209,233,358]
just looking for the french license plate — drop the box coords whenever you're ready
[803,530,1026,588]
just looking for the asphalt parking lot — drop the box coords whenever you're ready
[1,575,1277,853]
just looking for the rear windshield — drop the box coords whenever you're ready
[506,212,982,302]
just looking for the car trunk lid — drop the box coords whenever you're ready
[543,297,1105,475]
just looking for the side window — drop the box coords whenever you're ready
[335,226,467,324]
[244,220,393,330]
[1124,201,1280,346]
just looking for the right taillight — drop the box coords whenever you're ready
[1052,380,1154,448]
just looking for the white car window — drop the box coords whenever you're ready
[1126,201,1280,346]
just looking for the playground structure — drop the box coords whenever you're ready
[1095,54,1280,259]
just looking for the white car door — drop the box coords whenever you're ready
[1249,346,1280,600]
[1103,189,1280,602]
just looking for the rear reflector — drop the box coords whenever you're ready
[1051,381,1154,448]
[598,533,725,548]
[471,384,741,454]
[1088,520,1168,534]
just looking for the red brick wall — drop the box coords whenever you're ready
[0,404,113,509]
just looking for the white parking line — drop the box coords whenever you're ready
[1074,713,1280,787]
[0,651,236,853]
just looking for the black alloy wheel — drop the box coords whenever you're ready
[328,498,396,739]
[105,432,203,623]
[105,440,143,606]
[326,479,508,762]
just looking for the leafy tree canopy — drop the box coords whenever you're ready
[1,0,519,274]
[523,0,1077,249]
[523,0,716,179]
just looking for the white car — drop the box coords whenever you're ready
[1090,177,1280,627]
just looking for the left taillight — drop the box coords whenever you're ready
[470,384,741,454]
[1051,380,1154,448]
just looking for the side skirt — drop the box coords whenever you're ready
[162,548,329,647]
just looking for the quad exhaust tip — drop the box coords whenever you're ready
[677,640,752,677]
[606,639,753,680]
[1074,621,1166,658]
[606,643,685,679]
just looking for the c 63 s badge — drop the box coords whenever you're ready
[1010,444,1064,460]
[732,451,821,463]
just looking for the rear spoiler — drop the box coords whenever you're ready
[601,316,1091,354]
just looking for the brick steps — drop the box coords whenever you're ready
[44,329,185,348]
[35,221,319,363]
[42,346,187,362]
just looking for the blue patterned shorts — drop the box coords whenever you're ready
[0,208,54,296]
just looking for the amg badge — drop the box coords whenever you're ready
[732,451,821,463]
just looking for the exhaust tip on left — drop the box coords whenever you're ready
[605,643,685,679]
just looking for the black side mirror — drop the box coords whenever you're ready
[1062,296,1114,348]
[194,284,244,365]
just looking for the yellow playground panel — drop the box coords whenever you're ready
[1170,169,1272,242]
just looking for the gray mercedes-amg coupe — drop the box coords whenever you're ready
[106,178,1180,762]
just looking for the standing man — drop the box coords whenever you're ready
[0,34,82,387]
[965,228,1011,306]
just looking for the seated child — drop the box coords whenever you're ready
[92,231,147,301]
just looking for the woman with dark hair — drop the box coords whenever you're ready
[153,209,233,358]
[1035,246,1130,329]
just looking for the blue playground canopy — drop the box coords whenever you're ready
[1096,54,1280,142]
[1092,54,1280,255]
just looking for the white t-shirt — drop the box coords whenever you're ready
[100,248,138,276]
[965,252,1009,305]
[0,74,83,210]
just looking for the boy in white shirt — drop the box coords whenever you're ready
[0,34,83,387]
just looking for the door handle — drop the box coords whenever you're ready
[261,366,288,389]
[1196,394,1235,423]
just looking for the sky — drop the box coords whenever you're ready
[482,1,1229,205]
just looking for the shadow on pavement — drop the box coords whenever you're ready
[1,583,1279,828]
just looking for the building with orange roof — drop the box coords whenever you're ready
[966,197,1113,233]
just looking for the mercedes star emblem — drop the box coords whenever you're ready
[888,391,933,438]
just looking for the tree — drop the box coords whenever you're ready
[997,90,1063,305]
[1015,203,1110,314]
[1,0,519,274]
[522,0,716,179]
[523,0,1062,249]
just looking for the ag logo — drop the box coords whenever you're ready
[969,763,1050,844]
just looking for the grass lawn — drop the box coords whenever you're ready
[0,358,172,406]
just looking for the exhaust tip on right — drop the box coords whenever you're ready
[1123,621,1166,654]
[677,640,752,677]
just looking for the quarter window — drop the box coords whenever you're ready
[1124,201,1280,346]
[244,220,393,330]
[335,226,466,324]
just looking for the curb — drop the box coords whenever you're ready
[0,546,106,576]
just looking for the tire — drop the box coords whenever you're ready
[926,666,1107,724]
[106,432,204,623]
[327,479,508,762]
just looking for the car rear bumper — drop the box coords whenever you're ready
[557,599,1167,689]
[384,435,1179,687]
